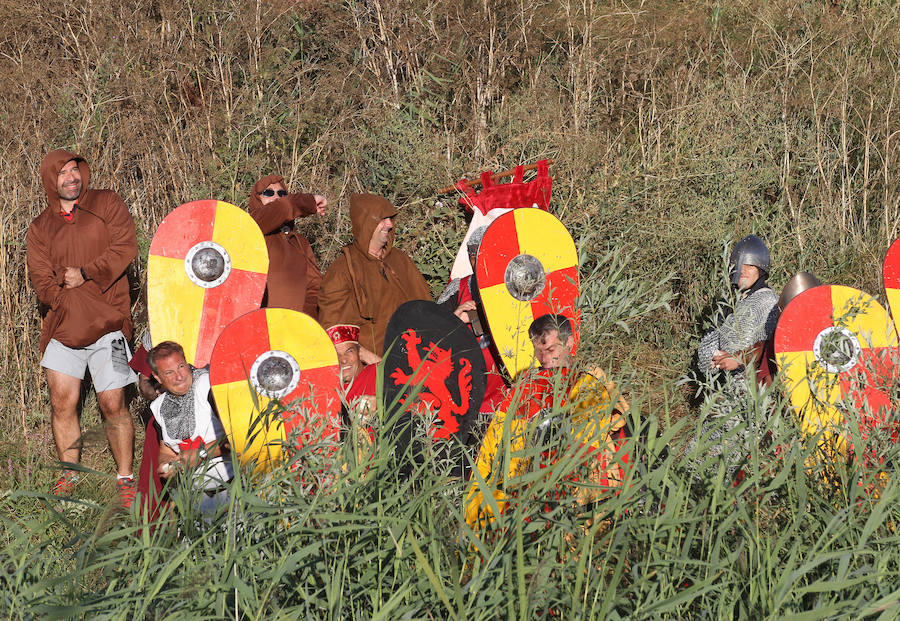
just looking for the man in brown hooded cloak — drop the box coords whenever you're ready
[318,194,432,363]
[26,149,138,505]
[248,174,326,318]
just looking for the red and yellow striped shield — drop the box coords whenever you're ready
[148,200,268,367]
[476,209,579,379]
[209,308,341,470]
[775,285,897,440]
[883,237,900,339]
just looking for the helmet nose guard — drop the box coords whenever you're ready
[729,235,770,285]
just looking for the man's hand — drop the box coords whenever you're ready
[158,448,204,478]
[63,267,85,289]
[314,195,327,216]
[359,346,381,366]
[453,300,476,324]
[158,460,180,479]
[711,350,742,371]
[362,396,376,414]
[137,376,161,402]
[177,447,206,468]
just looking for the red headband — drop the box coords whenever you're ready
[326,324,360,345]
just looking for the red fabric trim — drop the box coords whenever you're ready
[136,418,166,531]
[178,436,205,451]
[128,344,153,378]
[455,160,553,216]
[59,203,77,221]
[327,324,360,345]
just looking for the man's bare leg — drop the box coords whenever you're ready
[45,368,83,465]
[98,388,134,476]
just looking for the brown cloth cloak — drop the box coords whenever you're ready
[318,194,432,356]
[26,150,137,353]
[248,174,322,318]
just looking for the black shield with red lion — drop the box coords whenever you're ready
[382,300,487,471]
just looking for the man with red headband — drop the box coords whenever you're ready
[327,324,377,447]
[248,174,326,318]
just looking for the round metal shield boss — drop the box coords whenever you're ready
[250,350,301,399]
[812,326,862,374]
[504,253,546,301]
[184,241,232,288]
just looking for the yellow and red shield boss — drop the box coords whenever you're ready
[882,237,900,337]
[148,200,268,367]
[209,308,341,471]
[476,209,579,379]
[775,285,897,442]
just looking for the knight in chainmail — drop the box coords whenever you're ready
[691,236,779,475]
[147,341,233,516]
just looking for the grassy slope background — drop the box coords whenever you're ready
[2,0,900,617]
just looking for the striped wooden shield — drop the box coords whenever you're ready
[209,308,341,471]
[148,200,268,367]
[476,209,579,379]
[775,285,897,441]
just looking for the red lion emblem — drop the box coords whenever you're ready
[389,329,473,439]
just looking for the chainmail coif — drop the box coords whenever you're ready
[159,367,207,440]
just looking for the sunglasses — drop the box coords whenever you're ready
[259,189,288,198]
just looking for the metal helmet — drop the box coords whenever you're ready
[729,235,770,285]
[778,271,820,311]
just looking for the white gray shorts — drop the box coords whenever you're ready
[41,330,137,393]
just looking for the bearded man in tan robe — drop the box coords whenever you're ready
[26,149,138,504]
[318,194,432,364]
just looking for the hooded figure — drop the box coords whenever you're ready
[26,149,138,353]
[26,149,138,504]
[318,194,432,359]
[248,174,323,318]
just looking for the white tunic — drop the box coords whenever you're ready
[150,370,233,490]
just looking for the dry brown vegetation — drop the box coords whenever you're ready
[1,0,899,506]
[5,2,900,616]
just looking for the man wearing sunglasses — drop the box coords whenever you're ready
[248,174,327,318]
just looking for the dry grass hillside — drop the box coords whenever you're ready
[2,1,900,615]
[2,0,899,483]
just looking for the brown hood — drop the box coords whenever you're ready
[249,174,285,212]
[41,149,90,212]
[349,193,397,256]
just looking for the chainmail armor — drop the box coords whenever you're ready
[697,286,779,382]
[690,285,779,476]
[436,278,461,305]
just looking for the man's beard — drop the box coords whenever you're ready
[58,183,81,201]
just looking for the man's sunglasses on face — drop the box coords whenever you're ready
[259,189,288,198]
